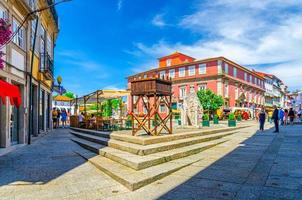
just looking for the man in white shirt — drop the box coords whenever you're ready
[78,112,85,127]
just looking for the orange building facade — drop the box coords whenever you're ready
[128,52,265,117]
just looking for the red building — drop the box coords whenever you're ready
[128,52,265,116]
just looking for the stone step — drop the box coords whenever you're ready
[70,125,250,145]
[70,130,142,155]
[70,127,111,138]
[71,137,228,170]
[75,147,212,191]
[70,129,236,156]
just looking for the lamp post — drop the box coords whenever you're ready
[27,0,71,145]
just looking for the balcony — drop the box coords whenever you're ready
[40,53,54,80]
[47,0,59,26]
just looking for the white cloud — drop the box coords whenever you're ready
[57,50,105,71]
[117,0,123,11]
[131,60,157,73]
[131,0,302,90]
[103,84,125,90]
[152,14,166,27]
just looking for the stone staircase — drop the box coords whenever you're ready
[70,126,249,190]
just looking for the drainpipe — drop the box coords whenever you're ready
[27,17,39,145]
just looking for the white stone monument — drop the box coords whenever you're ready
[181,89,203,127]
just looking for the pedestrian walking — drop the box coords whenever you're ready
[279,108,284,126]
[52,108,58,129]
[272,105,279,133]
[61,109,67,128]
[284,109,288,126]
[57,109,61,128]
[288,108,295,125]
[298,108,302,122]
[259,107,266,132]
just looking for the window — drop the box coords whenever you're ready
[179,67,185,77]
[188,65,195,76]
[40,38,45,69]
[47,34,52,57]
[224,63,229,74]
[199,64,206,74]
[179,86,186,99]
[28,0,36,10]
[40,25,45,54]
[250,75,252,83]
[40,24,45,38]
[233,67,237,77]
[224,81,229,97]
[198,84,207,91]
[169,69,175,78]
[235,83,239,99]
[244,73,247,81]
[254,77,257,84]
[31,20,35,47]
[166,59,172,66]
[159,71,165,79]
[217,60,222,74]
[0,6,8,20]
[160,104,166,113]
[12,20,25,49]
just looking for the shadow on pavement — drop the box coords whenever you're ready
[0,128,108,186]
[157,125,302,200]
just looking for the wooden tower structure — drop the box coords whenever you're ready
[130,77,172,136]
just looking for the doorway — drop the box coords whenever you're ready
[39,89,45,132]
[10,105,19,145]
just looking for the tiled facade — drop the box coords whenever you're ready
[0,0,58,149]
[128,52,265,116]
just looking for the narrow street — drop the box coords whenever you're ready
[1,124,302,200]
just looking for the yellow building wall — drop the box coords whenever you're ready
[30,52,40,80]
[30,51,53,89]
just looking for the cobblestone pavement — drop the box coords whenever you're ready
[1,124,302,200]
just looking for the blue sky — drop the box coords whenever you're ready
[55,0,302,96]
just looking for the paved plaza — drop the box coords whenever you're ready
[1,123,302,200]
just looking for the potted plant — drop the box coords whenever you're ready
[237,114,242,121]
[228,113,236,127]
[202,114,210,127]
[152,114,160,127]
[213,114,219,124]
[126,115,132,129]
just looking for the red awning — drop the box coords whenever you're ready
[0,79,22,107]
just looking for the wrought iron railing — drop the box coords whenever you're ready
[40,53,54,79]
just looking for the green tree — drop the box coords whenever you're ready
[101,100,112,117]
[197,89,224,114]
[111,98,122,110]
[63,91,75,99]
